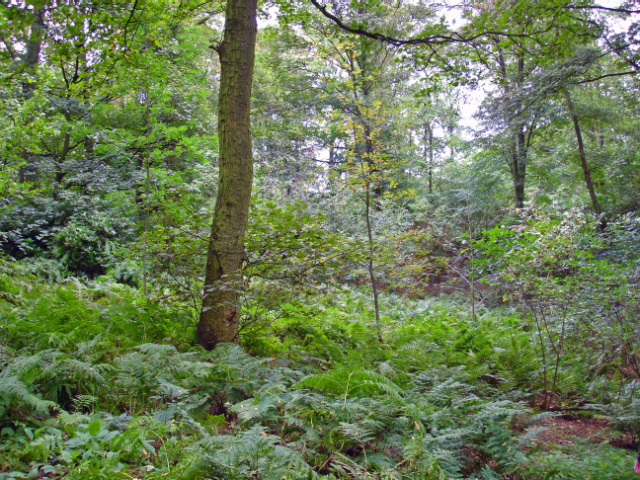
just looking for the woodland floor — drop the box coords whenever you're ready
[534,415,612,446]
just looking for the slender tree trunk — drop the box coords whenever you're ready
[18,8,46,185]
[362,122,383,200]
[514,130,526,209]
[364,179,383,343]
[352,123,383,342]
[198,0,257,350]
[564,90,602,218]
[54,129,72,186]
[143,84,151,299]
[470,249,476,325]
[496,45,528,210]
[22,8,45,97]
[425,123,433,194]
[530,303,549,409]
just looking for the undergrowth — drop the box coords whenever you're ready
[0,261,637,479]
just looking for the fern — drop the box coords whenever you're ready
[196,425,316,480]
[128,414,157,428]
[58,410,89,427]
[474,465,502,480]
[72,394,98,413]
[402,439,460,480]
[113,344,214,400]
[158,378,189,400]
[152,407,179,426]
[587,396,640,444]
[297,368,403,399]
[0,370,58,418]
[338,421,377,444]
[232,392,283,424]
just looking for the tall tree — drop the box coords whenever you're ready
[519,45,637,216]
[197,0,258,349]
[563,89,602,218]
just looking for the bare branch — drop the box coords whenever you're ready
[572,70,637,84]
[566,5,640,14]
[309,0,564,47]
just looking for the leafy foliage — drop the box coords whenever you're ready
[1,0,639,479]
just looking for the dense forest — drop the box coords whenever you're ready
[1,0,639,478]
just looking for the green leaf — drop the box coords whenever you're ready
[87,420,102,437]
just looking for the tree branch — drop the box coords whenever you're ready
[309,0,566,47]
[572,70,637,84]
[566,5,640,14]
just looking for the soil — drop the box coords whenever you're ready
[533,415,611,446]
[526,393,638,451]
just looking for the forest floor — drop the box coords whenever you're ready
[533,415,611,446]
[1,266,639,480]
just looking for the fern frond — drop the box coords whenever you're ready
[158,378,189,400]
[58,410,89,427]
[152,407,178,426]
[128,415,156,428]
[298,368,403,399]
[72,394,97,412]
[0,370,59,418]
[338,421,376,444]
[197,425,316,479]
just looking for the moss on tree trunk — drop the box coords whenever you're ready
[197,0,257,350]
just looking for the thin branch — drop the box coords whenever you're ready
[309,0,562,47]
[1,37,17,59]
[196,10,224,25]
[123,0,140,42]
[566,5,640,14]
[572,70,637,84]
[60,64,70,90]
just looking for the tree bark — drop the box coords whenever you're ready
[425,123,433,194]
[363,122,382,199]
[496,43,530,209]
[197,0,257,350]
[564,90,602,218]
[351,123,383,342]
[365,178,383,343]
[512,129,527,209]
[22,8,45,97]
[18,8,46,184]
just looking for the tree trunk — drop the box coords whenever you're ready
[496,45,528,210]
[22,8,45,97]
[18,8,46,184]
[564,90,602,218]
[425,123,433,194]
[362,122,383,200]
[365,179,383,343]
[512,130,526,209]
[351,123,383,342]
[197,0,257,350]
